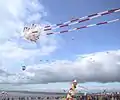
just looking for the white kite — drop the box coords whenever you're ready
[23,24,43,42]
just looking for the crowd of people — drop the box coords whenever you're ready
[74,92,120,100]
[0,92,120,100]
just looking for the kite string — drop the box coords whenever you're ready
[44,8,120,30]
[46,18,120,35]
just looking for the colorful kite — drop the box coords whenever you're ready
[66,80,78,100]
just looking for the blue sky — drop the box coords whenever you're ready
[0,0,120,92]
[41,0,120,60]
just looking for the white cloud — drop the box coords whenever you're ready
[0,0,120,91]
[0,50,120,84]
[0,0,59,72]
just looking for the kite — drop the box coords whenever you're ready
[66,80,78,100]
[22,65,26,71]
[23,24,43,42]
[22,8,120,42]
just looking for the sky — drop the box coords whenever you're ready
[0,0,120,92]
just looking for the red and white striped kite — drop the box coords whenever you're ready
[22,8,120,42]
